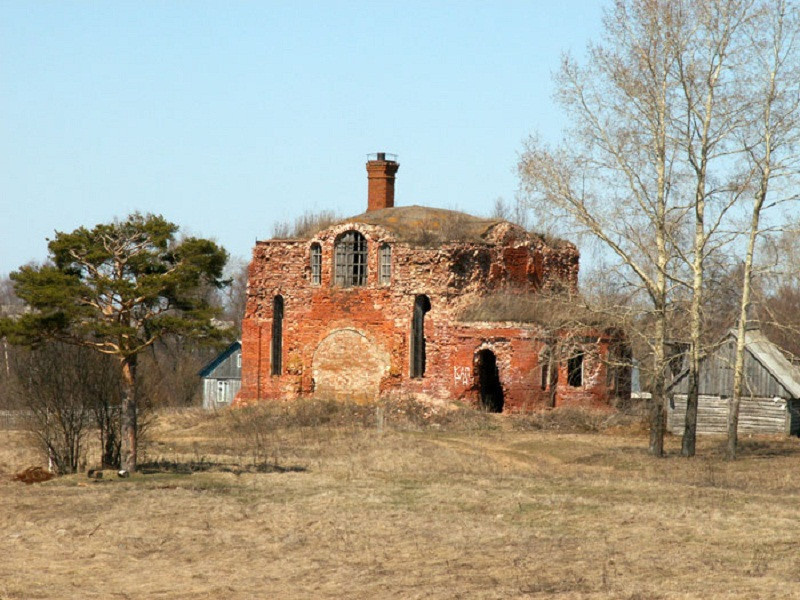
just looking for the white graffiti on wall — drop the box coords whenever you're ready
[454,366,472,386]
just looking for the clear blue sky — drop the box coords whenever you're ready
[0,1,604,276]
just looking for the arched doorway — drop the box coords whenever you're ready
[476,349,504,413]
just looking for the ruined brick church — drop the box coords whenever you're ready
[238,154,628,412]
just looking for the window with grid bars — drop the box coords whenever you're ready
[310,243,322,285]
[217,380,227,402]
[334,231,367,287]
[379,244,391,285]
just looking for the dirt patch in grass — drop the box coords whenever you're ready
[2,403,800,599]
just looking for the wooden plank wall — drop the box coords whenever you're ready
[202,378,241,409]
[673,339,792,399]
[667,394,788,435]
[201,345,242,409]
[207,348,241,380]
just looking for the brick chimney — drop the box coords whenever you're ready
[366,152,399,211]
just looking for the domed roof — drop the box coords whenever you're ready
[268,204,565,248]
[339,205,505,244]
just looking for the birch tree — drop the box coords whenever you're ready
[728,0,800,458]
[521,0,800,457]
[519,0,685,456]
[672,0,758,457]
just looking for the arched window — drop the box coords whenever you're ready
[410,295,431,378]
[271,295,284,376]
[379,243,392,285]
[310,243,322,285]
[334,231,367,287]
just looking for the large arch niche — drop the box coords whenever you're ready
[312,328,390,402]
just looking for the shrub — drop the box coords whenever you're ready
[10,343,106,474]
[271,210,341,239]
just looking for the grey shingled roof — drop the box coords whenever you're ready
[740,328,800,398]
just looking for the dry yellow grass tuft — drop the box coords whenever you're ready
[1,402,800,599]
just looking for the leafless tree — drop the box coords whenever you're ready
[490,197,531,231]
[10,343,98,473]
[521,0,800,457]
[669,0,761,457]
[220,257,249,334]
[726,0,800,458]
[137,334,219,407]
[520,0,686,455]
[0,277,25,407]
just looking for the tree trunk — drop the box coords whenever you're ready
[101,409,120,469]
[649,306,667,457]
[3,339,9,377]
[729,9,778,456]
[729,178,769,459]
[548,343,559,408]
[120,355,137,472]
[728,331,745,459]
[684,253,703,457]
[682,356,698,457]
[649,387,666,457]
[683,165,707,459]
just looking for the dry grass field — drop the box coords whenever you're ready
[1,401,800,599]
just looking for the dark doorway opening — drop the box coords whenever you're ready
[476,349,504,413]
[410,294,431,378]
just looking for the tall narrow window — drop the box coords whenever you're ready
[334,231,367,287]
[271,295,284,376]
[216,380,228,403]
[606,345,618,392]
[310,243,322,285]
[568,350,584,387]
[410,295,431,378]
[540,348,550,390]
[379,244,392,285]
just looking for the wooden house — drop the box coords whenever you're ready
[667,329,800,436]
[199,341,242,409]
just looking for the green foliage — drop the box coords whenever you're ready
[2,212,230,356]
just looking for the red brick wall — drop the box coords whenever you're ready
[238,218,620,410]
[366,159,399,211]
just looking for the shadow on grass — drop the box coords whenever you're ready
[138,459,307,475]
[722,438,800,459]
[660,437,800,460]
